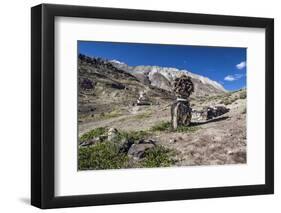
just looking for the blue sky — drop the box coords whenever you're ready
[78,41,246,91]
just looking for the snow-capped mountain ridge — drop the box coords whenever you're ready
[109,60,227,96]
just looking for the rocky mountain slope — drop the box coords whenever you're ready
[78,55,174,123]
[110,59,227,97]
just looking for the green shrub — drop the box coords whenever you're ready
[78,142,129,170]
[141,146,174,168]
[79,127,107,142]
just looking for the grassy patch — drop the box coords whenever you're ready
[78,142,129,170]
[118,130,151,141]
[78,127,176,170]
[79,127,107,142]
[150,121,200,133]
[140,146,174,168]
[150,121,171,132]
[176,125,200,133]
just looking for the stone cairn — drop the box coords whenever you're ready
[171,75,194,130]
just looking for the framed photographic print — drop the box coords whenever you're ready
[31,3,274,209]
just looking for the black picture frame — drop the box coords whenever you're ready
[31,3,274,209]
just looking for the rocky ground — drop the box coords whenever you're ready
[79,89,247,169]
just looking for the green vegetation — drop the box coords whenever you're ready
[150,121,171,132]
[79,142,129,170]
[176,125,200,133]
[150,121,200,133]
[78,119,200,170]
[79,127,150,144]
[113,130,150,143]
[79,127,172,170]
[79,127,107,142]
[140,146,174,168]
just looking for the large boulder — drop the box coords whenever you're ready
[118,138,134,153]
[127,142,155,159]
[107,128,134,153]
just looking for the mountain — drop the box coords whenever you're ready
[78,55,174,122]
[78,54,229,123]
[109,60,227,97]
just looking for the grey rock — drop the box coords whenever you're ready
[118,138,134,153]
[127,143,155,159]
[107,128,119,141]
[79,137,100,147]
[206,106,229,120]
[137,139,156,145]
[170,138,177,143]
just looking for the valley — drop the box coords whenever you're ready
[78,54,247,170]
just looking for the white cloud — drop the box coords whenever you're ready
[224,74,244,81]
[236,61,246,70]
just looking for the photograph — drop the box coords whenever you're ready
[77,41,247,170]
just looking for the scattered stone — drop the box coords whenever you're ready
[117,138,134,153]
[206,106,229,120]
[107,128,119,141]
[170,139,177,143]
[191,109,207,121]
[192,106,230,121]
[79,137,101,147]
[137,139,156,145]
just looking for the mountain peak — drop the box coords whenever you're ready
[109,60,227,96]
